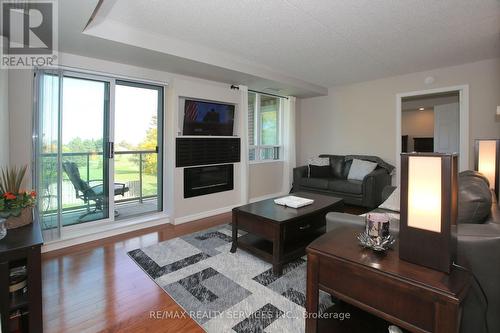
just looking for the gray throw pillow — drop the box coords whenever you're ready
[347,159,378,181]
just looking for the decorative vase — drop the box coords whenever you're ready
[5,208,33,229]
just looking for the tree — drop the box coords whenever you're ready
[138,116,158,175]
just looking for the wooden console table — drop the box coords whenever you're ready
[305,227,470,333]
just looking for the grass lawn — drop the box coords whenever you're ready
[56,153,158,205]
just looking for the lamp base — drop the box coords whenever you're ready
[399,225,457,274]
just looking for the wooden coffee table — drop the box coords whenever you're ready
[230,192,343,275]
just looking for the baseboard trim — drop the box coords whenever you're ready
[174,205,238,225]
[42,217,170,253]
[249,191,287,203]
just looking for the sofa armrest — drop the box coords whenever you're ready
[457,223,500,333]
[361,168,391,208]
[326,212,365,232]
[293,166,308,183]
[326,212,400,234]
[381,185,396,202]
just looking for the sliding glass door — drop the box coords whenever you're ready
[113,81,163,220]
[35,70,164,241]
[61,75,110,225]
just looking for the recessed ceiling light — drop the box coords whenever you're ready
[419,107,425,111]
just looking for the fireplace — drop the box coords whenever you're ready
[184,164,234,198]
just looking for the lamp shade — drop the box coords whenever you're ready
[407,156,442,233]
[400,153,458,273]
[475,139,499,198]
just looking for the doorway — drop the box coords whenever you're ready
[396,85,469,184]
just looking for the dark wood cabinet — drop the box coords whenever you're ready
[0,219,43,333]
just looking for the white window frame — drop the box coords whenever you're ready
[248,92,284,163]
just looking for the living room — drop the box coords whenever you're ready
[0,1,499,332]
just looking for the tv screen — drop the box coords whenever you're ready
[183,99,235,136]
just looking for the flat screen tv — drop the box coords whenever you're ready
[183,99,235,136]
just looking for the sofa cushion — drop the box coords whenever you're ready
[309,165,331,178]
[460,170,490,187]
[341,159,353,179]
[328,179,363,194]
[300,177,329,190]
[329,155,345,178]
[347,159,378,181]
[458,172,492,224]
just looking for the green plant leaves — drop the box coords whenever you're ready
[0,165,27,194]
[0,166,32,218]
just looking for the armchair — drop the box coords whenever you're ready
[62,161,129,221]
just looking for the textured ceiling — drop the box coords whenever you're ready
[100,0,500,87]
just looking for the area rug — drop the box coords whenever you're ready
[128,225,332,333]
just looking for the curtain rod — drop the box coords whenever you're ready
[230,85,289,99]
[34,65,169,87]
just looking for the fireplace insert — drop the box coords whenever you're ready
[184,164,234,198]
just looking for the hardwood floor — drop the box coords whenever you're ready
[42,213,230,333]
[41,204,368,333]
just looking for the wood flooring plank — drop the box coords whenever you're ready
[42,214,229,333]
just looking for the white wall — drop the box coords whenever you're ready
[249,161,284,199]
[0,66,8,168]
[8,69,31,178]
[167,76,243,221]
[7,51,285,224]
[297,58,500,174]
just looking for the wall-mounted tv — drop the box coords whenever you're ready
[183,99,235,136]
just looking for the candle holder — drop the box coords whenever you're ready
[357,213,395,252]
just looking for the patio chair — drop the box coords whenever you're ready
[62,161,129,221]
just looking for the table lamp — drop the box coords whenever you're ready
[399,153,458,273]
[475,139,499,199]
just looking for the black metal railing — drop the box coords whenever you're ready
[39,149,158,212]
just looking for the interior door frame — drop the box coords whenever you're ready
[395,85,469,185]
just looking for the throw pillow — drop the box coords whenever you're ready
[341,159,353,179]
[347,159,378,181]
[379,187,400,212]
[306,157,330,177]
[329,155,345,178]
[309,165,331,178]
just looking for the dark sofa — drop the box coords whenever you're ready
[326,171,500,333]
[293,154,394,208]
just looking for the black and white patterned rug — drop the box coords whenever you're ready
[128,225,332,332]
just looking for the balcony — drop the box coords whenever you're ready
[39,149,160,230]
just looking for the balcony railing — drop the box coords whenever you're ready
[39,149,158,213]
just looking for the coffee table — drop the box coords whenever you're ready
[230,192,344,275]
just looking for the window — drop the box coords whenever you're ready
[248,92,283,161]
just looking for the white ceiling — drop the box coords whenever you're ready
[59,0,500,97]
